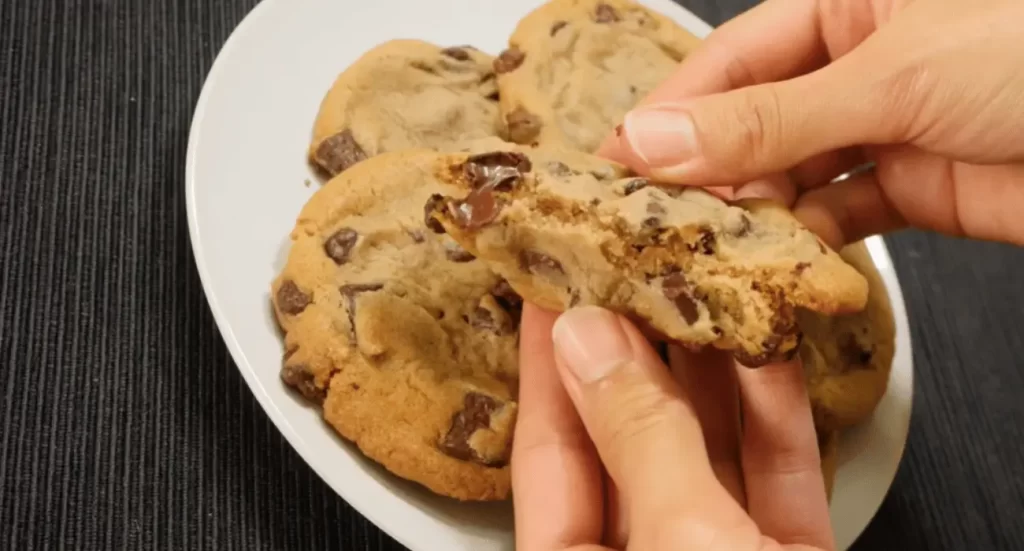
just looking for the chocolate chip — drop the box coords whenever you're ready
[467,151,532,173]
[441,47,471,61]
[519,250,565,277]
[646,201,666,215]
[424,194,447,233]
[594,3,620,22]
[340,283,384,296]
[448,188,502,230]
[736,215,752,237]
[688,227,716,255]
[733,349,774,368]
[280,365,325,404]
[468,306,512,335]
[492,280,523,326]
[314,129,367,175]
[445,242,476,262]
[660,186,684,198]
[641,216,660,229]
[276,281,311,315]
[614,124,623,137]
[494,46,525,74]
[622,178,649,195]
[794,262,811,274]
[506,107,542,144]
[339,283,384,343]
[629,85,637,94]
[589,198,602,207]
[734,331,801,368]
[839,334,873,370]
[589,166,617,180]
[439,393,506,465]
[662,274,699,324]
[463,151,532,189]
[351,383,360,390]
[409,60,441,76]
[546,160,576,177]
[324,227,359,264]
[550,20,567,35]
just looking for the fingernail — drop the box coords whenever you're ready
[734,177,793,205]
[734,181,773,200]
[623,104,699,169]
[552,306,634,383]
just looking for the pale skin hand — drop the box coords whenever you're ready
[512,305,833,551]
[600,0,1024,249]
[511,0,1024,549]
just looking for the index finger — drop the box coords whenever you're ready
[511,303,605,550]
[597,0,828,160]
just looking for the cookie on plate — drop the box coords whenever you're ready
[272,149,521,501]
[494,0,701,152]
[800,241,896,431]
[425,145,870,366]
[309,39,501,177]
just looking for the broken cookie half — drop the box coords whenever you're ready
[425,147,870,367]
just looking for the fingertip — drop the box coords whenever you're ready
[792,171,908,250]
[792,200,848,251]
[522,300,559,331]
[519,302,560,360]
[734,174,797,206]
[594,128,628,162]
[513,308,607,550]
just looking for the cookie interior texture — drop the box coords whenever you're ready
[272,151,522,501]
[308,39,501,177]
[284,0,895,503]
[801,241,896,431]
[494,0,702,152]
[427,144,870,366]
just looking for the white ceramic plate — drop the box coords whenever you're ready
[185,1,914,549]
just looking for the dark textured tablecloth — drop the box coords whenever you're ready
[2,1,1024,549]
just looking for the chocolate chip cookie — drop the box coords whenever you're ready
[818,429,840,501]
[309,39,501,177]
[801,241,896,431]
[494,0,701,152]
[425,146,870,367]
[272,149,522,501]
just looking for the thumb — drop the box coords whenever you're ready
[618,63,889,186]
[550,307,743,525]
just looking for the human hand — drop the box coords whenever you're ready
[599,0,1024,248]
[511,303,834,551]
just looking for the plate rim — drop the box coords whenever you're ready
[184,1,913,549]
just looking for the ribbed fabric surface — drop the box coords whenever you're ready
[2,1,1023,550]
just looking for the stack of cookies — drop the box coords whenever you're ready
[271,0,895,503]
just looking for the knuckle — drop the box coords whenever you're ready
[874,62,932,140]
[598,380,678,449]
[722,85,784,168]
[648,513,759,551]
